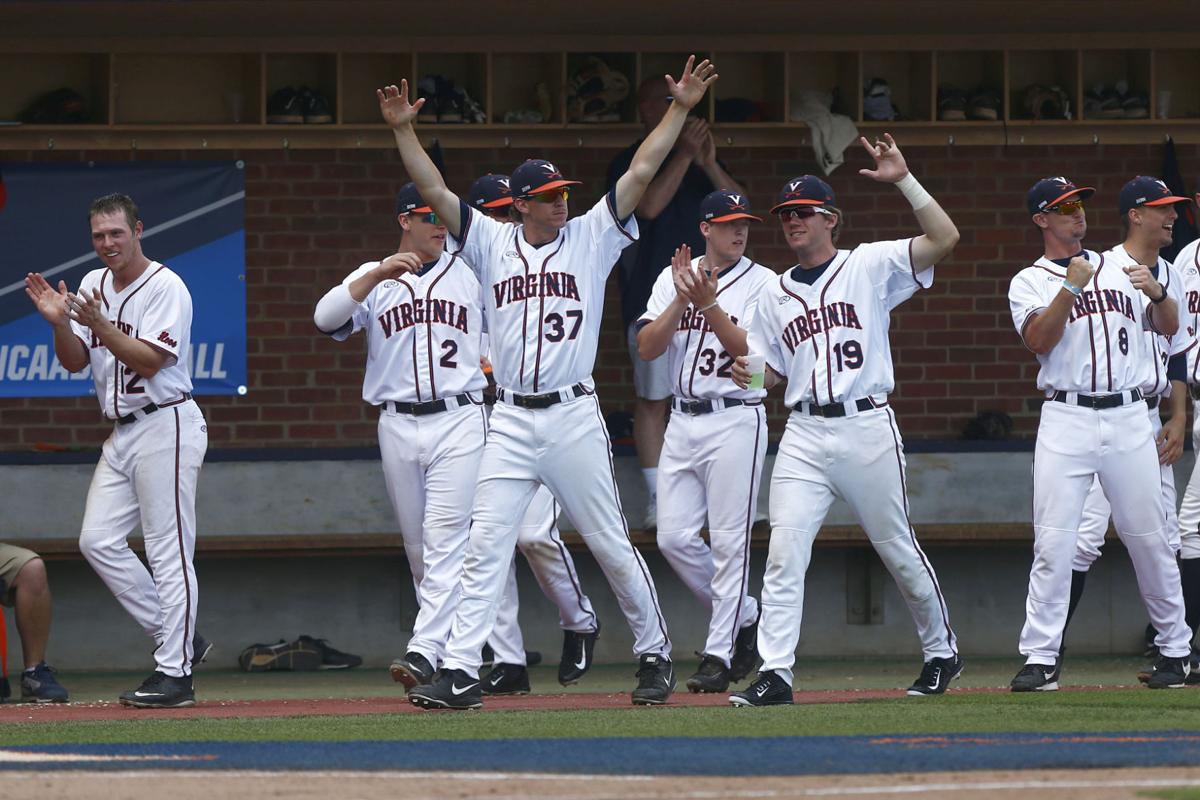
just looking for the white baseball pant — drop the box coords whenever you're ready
[757,407,957,686]
[1022,400,1191,663]
[656,404,765,668]
[442,390,671,678]
[487,488,599,666]
[379,401,488,668]
[79,400,207,678]
[1073,402,1181,571]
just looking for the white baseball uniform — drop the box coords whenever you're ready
[746,240,957,686]
[316,251,488,669]
[72,261,206,679]
[440,188,671,678]
[637,255,774,668]
[1074,246,1192,571]
[1009,250,1191,663]
[1171,237,1200,563]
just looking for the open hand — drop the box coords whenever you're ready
[25,273,72,326]
[667,55,718,111]
[377,80,425,128]
[66,287,107,330]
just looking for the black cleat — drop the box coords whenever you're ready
[1010,662,1058,692]
[482,663,531,696]
[119,671,195,708]
[19,662,68,703]
[631,653,675,706]
[728,617,760,683]
[1146,655,1191,689]
[390,652,434,691]
[906,655,964,696]
[686,654,731,693]
[558,622,600,686]
[410,668,483,710]
[192,634,213,669]
[729,670,793,707]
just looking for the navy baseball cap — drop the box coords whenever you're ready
[1119,175,1192,215]
[394,182,432,216]
[510,159,582,198]
[770,175,836,214]
[1027,176,1095,215]
[700,190,761,223]
[469,174,514,209]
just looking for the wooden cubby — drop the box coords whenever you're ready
[5,36,1200,149]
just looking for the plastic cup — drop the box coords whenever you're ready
[745,353,766,390]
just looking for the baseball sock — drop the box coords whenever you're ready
[1181,557,1200,637]
[642,468,657,503]
[1064,569,1088,635]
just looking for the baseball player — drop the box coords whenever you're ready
[1008,176,1194,691]
[378,54,717,709]
[728,136,962,707]
[468,173,601,695]
[1057,177,1195,687]
[635,190,774,693]
[314,183,488,694]
[24,193,208,708]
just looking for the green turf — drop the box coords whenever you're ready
[1142,792,1200,800]
[2,663,1198,746]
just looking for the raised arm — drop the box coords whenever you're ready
[378,81,463,237]
[614,56,717,221]
[858,134,959,270]
[1022,256,1094,354]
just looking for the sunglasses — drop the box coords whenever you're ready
[778,206,833,221]
[1046,200,1084,216]
[527,188,569,204]
[409,211,441,225]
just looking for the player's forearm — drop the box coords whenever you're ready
[1022,292,1076,354]
[52,322,88,373]
[1149,296,1180,337]
[94,322,169,379]
[635,152,692,219]
[615,103,691,219]
[637,303,687,360]
[1169,379,1188,422]
[908,195,960,270]
[701,305,749,358]
[390,125,462,235]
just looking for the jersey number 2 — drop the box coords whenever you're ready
[439,340,458,368]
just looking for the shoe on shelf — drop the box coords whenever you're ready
[266,86,304,124]
[390,651,435,691]
[409,668,483,710]
[482,663,531,696]
[686,654,730,694]
[631,653,675,706]
[20,662,68,703]
[1145,654,1191,689]
[728,615,759,683]
[1010,662,1058,692]
[559,622,600,686]
[967,88,1001,121]
[119,671,195,708]
[729,670,793,707]
[937,85,967,121]
[299,87,333,124]
[906,654,965,696]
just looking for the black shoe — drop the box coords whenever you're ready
[906,655,964,696]
[631,653,675,706]
[730,670,793,707]
[266,86,304,124]
[119,671,195,708]
[299,86,333,124]
[559,622,600,686]
[1188,647,1200,686]
[480,643,495,668]
[482,663,531,696]
[410,668,483,710]
[686,654,730,693]
[237,638,323,672]
[192,634,213,669]
[1143,623,1160,658]
[20,662,68,703]
[1146,655,1191,689]
[390,651,434,691]
[298,636,362,669]
[1010,662,1058,692]
[728,616,759,683]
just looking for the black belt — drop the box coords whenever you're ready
[793,397,884,418]
[672,397,757,416]
[382,393,472,416]
[497,383,587,410]
[114,393,192,425]
[1146,395,1160,410]
[1051,389,1142,409]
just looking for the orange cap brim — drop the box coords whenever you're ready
[1041,187,1096,210]
[481,197,514,208]
[707,212,762,223]
[1144,195,1192,206]
[520,179,582,197]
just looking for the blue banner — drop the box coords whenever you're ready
[0,162,246,396]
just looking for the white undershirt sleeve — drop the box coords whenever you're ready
[314,283,361,334]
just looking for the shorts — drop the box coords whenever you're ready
[627,320,672,401]
[0,543,39,607]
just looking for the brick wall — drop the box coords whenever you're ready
[2,141,1196,451]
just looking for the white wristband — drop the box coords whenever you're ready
[697,301,719,313]
[895,172,933,211]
